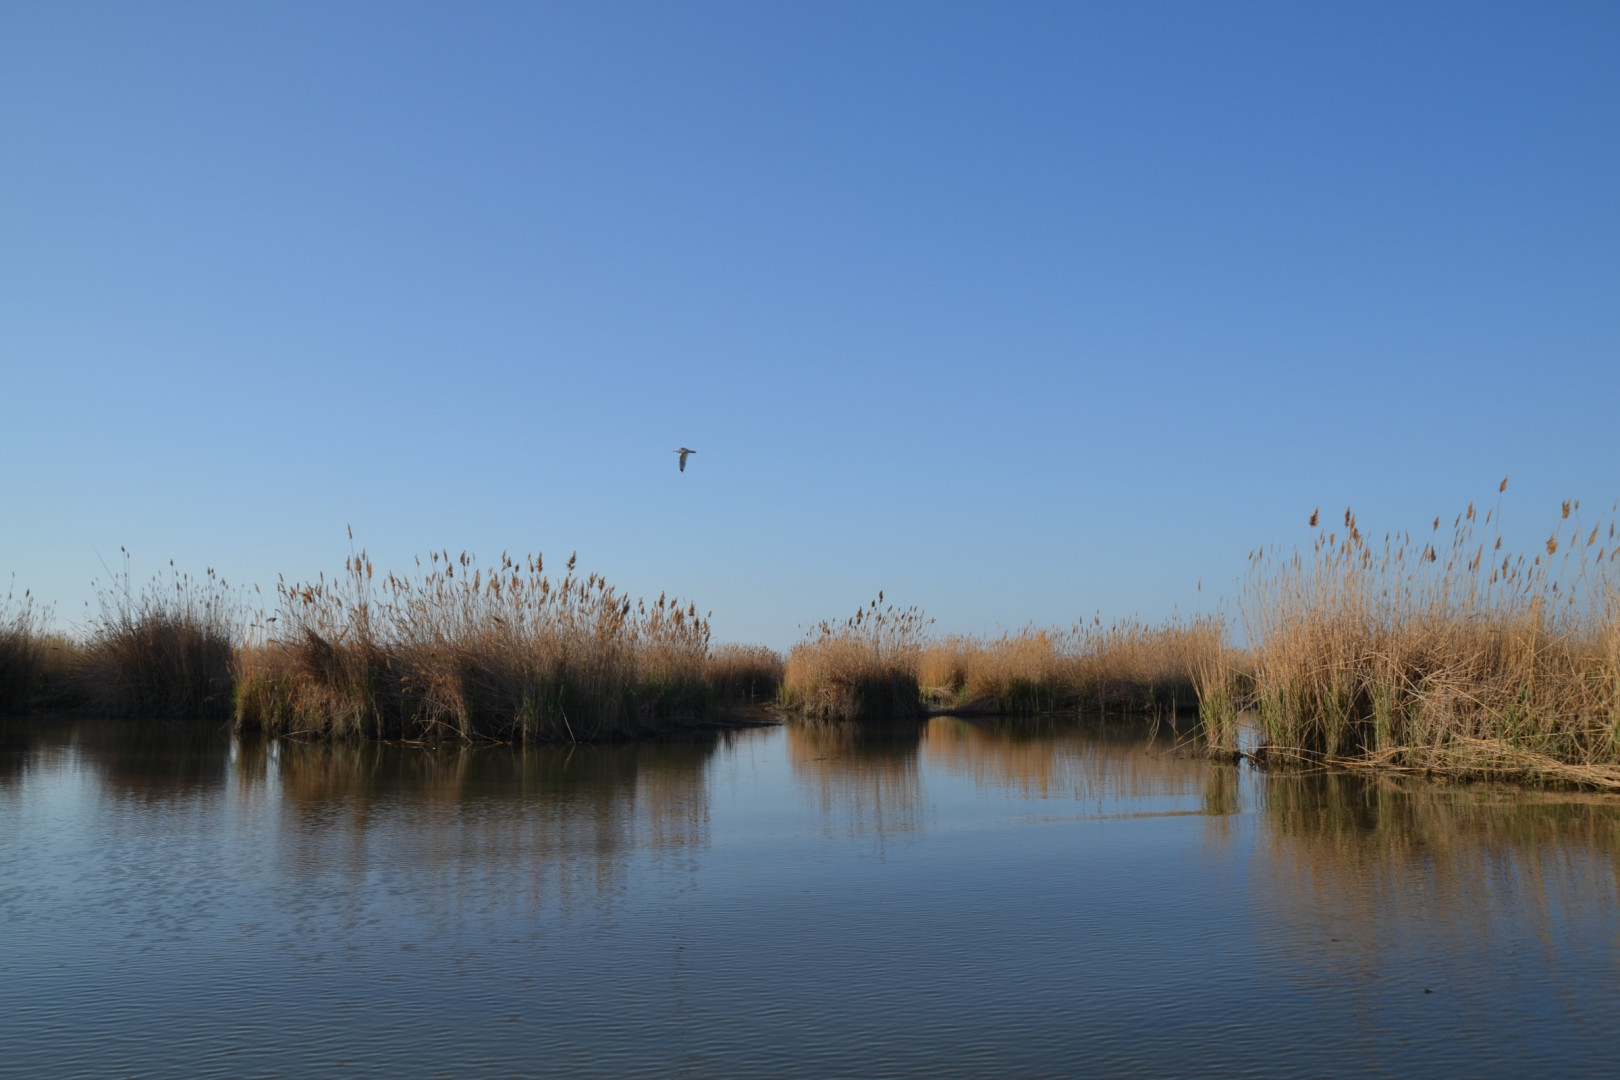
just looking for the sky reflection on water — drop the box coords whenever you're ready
[2,718,1618,1078]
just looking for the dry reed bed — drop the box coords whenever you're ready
[781,595,1222,722]
[4,552,774,739]
[2,567,238,720]
[918,619,1221,715]
[780,596,927,721]
[236,549,722,741]
[1228,486,1620,789]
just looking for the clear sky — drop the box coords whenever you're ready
[3,2,1617,648]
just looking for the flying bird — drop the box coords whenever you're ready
[674,447,696,472]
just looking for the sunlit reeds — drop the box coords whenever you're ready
[236,547,715,741]
[916,619,1222,715]
[784,595,1223,722]
[780,595,928,721]
[1240,487,1620,787]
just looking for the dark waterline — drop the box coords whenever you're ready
[2,718,1618,1078]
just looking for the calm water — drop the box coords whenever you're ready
[3,717,1619,1078]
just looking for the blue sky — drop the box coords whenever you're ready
[3,1,1617,647]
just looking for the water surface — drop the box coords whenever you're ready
[3,717,1618,1078]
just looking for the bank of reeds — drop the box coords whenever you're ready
[1238,488,1620,788]
[781,595,928,721]
[80,561,240,721]
[236,549,716,741]
[917,618,1222,715]
[2,564,241,720]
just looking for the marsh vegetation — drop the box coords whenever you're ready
[236,548,718,741]
[776,595,1222,723]
[1,563,237,720]
[3,551,780,741]
[780,595,928,721]
[1224,486,1620,788]
[7,487,1620,791]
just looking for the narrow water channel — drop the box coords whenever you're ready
[2,718,1616,1078]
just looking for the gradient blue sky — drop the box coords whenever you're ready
[3,2,1617,647]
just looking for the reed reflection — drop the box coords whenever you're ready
[0,719,234,805]
[242,736,722,906]
[919,716,1210,807]
[1253,770,1620,980]
[0,722,56,790]
[786,720,927,838]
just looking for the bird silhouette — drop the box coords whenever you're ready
[674,447,696,472]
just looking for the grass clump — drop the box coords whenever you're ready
[781,595,928,721]
[81,559,239,722]
[236,547,714,742]
[917,618,1223,716]
[1241,487,1620,788]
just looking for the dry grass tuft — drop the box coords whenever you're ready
[236,548,715,741]
[1239,489,1620,787]
[781,595,928,721]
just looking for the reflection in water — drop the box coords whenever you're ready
[4,719,1620,1077]
[0,719,234,804]
[0,721,721,910]
[1254,770,1620,1011]
[921,716,1209,806]
[786,720,927,837]
[256,737,720,907]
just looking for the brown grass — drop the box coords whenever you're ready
[917,619,1222,715]
[1238,488,1620,787]
[780,595,928,721]
[236,548,715,741]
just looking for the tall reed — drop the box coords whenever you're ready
[1242,488,1620,786]
[781,595,928,721]
[236,547,714,741]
